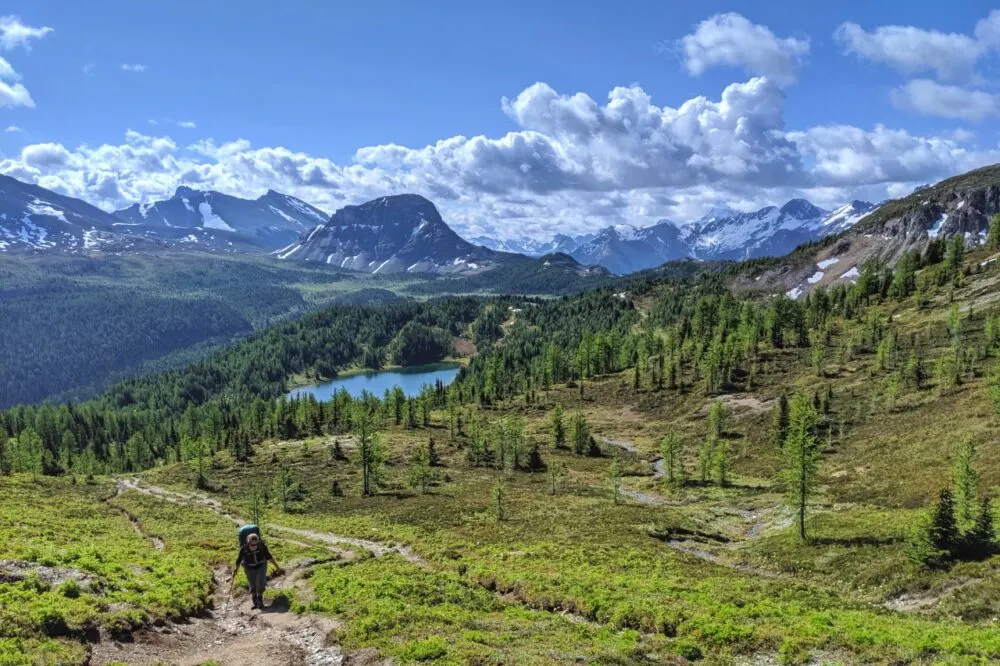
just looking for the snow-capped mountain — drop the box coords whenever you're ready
[470,235,553,256]
[277,194,500,274]
[686,199,829,260]
[466,199,879,275]
[819,200,878,235]
[0,174,148,253]
[114,187,328,250]
[471,232,596,257]
[569,220,691,275]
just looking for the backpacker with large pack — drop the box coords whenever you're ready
[238,524,261,549]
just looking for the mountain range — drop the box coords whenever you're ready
[473,199,879,274]
[113,186,328,250]
[7,164,1000,278]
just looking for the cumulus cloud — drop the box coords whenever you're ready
[835,11,1000,80]
[176,120,197,129]
[891,79,1000,122]
[0,17,52,108]
[82,63,95,77]
[788,123,997,187]
[0,16,53,51]
[5,125,20,133]
[0,80,32,107]
[2,79,998,238]
[121,64,147,72]
[679,13,809,86]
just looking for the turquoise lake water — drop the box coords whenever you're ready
[286,363,461,401]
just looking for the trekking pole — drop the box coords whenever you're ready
[221,570,237,620]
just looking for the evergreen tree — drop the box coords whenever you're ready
[944,235,965,284]
[965,497,996,560]
[427,436,440,467]
[248,488,267,529]
[526,441,546,472]
[570,412,594,456]
[988,214,1000,250]
[771,394,789,448]
[954,438,978,529]
[352,403,385,497]
[409,443,434,494]
[659,431,683,486]
[714,438,730,487]
[929,488,959,562]
[550,404,566,449]
[989,368,1000,419]
[492,477,507,521]
[811,337,825,377]
[782,393,821,541]
[709,401,726,440]
[180,436,210,489]
[610,453,622,505]
[272,468,298,511]
[699,437,715,484]
[548,462,565,495]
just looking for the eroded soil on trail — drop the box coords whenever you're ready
[89,568,346,666]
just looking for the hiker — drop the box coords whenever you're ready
[232,532,282,609]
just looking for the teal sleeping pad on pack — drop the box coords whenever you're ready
[238,524,260,548]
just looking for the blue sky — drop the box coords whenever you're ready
[1,1,999,238]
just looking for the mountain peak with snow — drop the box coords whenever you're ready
[114,187,327,250]
[276,193,498,274]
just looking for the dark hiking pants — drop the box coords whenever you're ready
[243,563,266,601]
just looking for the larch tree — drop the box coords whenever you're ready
[352,403,385,497]
[953,438,978,529]
[659,431,683,486]
[782,393,821,541]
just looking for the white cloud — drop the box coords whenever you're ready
[121,64,148,73]
[82,63,95,76]
[177,120,197,129]
[891,79,1000,122]
[147,118,159,126]
[679,13,809,86]
[0,16,53,51]
[1,79,998,238]
[0,17,52,109]
[835,11,1000,80]
[0,80,32,107]
[5,125,21,133]
[0,55,18,81]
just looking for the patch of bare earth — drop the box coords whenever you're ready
[883,577,979,613]
[89,569,343,666]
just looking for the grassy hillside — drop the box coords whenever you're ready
[5,238,1000,663]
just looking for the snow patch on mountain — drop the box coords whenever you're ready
[198,202,236,232]
[817,257,840,269]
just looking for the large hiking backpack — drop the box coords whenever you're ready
[238,524,261,548]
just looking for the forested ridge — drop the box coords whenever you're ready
[1,227,982,481]
[0,249,609,408]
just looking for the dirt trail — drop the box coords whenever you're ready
[110,481,166,551]
[882,577,979,612]
[600,436,640,455]
[89,567,345,666]
[117,478,423,564]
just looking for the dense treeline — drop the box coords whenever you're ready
[0,296,489,476]
[0,252,365,408]
[0,227,989,486]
